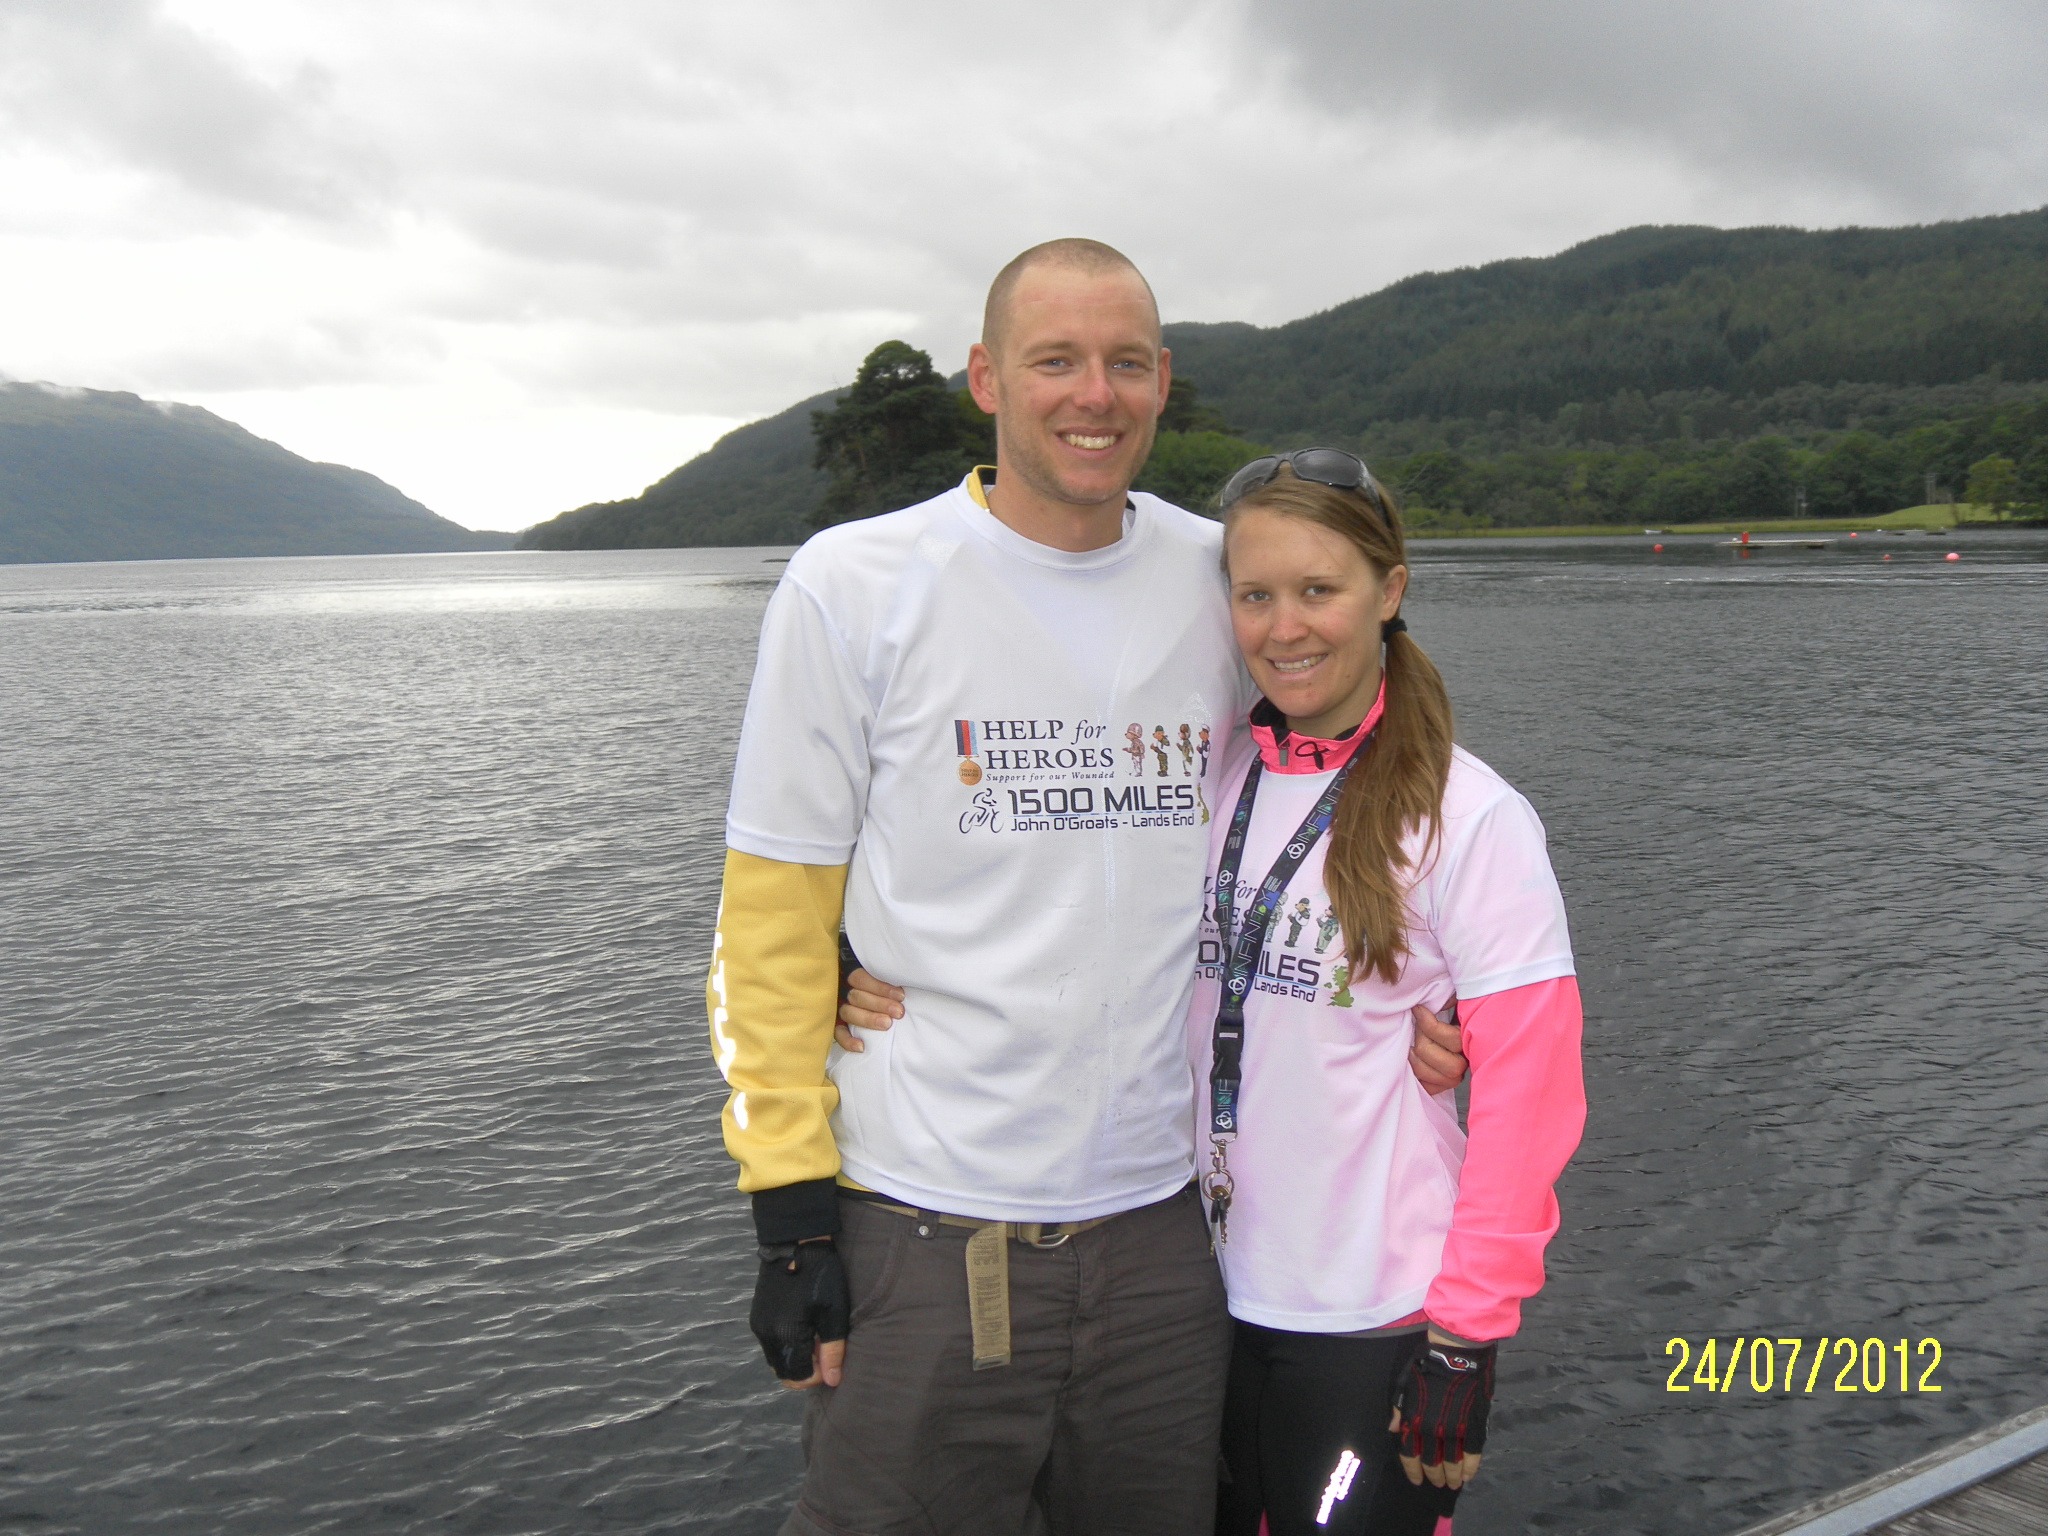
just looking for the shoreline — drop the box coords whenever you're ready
[1406,504,2044,541]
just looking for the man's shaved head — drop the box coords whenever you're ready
[966,236,1171,531]
[982,238,1160,357]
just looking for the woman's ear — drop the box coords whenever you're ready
[1380,564,1410,619]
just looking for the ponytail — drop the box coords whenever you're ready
[1325,624,1453,983]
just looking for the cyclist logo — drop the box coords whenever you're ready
[957,788,999,835]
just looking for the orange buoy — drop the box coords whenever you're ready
[1946,551,1961,561]
[1850,531,1859,538]
[1883,553,1892,561]
[1653,543,1664,552]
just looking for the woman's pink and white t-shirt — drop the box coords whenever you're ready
[1187,734,1577,1335]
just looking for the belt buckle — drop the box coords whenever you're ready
[1024,1225,1071,1249]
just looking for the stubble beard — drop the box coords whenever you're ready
[998,415,1158,513]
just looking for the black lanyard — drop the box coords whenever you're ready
[1208,750,1357,1144]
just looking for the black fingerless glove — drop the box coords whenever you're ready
[749,1239,851,1381]
[1394,1339,1496,1465]
[838,932,862,997]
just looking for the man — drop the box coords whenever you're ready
[709,239,1463,1535]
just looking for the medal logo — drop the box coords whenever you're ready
[953,719,982,785]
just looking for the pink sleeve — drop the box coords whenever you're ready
[1423,975,1586,1343]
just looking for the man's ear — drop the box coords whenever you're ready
[967,342,1000,415]
[1155,346,1173,420]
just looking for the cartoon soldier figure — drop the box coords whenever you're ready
[1197,725,1211,780]
[1151,726,1171,777]
[1285,897,1312,948]
[1176,724,1195,776]
[1123,723,1146,776]
[1314,904,1341,955]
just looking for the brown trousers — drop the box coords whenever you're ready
[782,1184,1232,1536]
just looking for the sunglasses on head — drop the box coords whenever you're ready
[1217,448,1390,524]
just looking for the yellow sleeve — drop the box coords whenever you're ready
[706,848,849,1193]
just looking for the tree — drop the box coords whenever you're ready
[1965,454,2018,521]
[1645,464,1717,525]
[1808,431,1898,519]
[811,341,994,527]
[1388,450,1471,515]
[2017,442,2048,515]
[1157,377,1235,435]
[1714,435,1796,521]
[1134,429,1267,511]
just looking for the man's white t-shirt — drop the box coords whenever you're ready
[726,473,1253,1223]
[1187,738,1575,1332]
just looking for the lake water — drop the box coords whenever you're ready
[3,532,2045,1536]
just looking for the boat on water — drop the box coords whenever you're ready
[1723,536,1835,549]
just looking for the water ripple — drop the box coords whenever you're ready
[3,539,2046,1535]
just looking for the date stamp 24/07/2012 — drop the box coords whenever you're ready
[1664,1337,1944,1395]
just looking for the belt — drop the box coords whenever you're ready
[838,1187,1114,1370]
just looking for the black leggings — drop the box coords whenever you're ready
[1217,1321,1460,1536]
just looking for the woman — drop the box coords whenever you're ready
[1191,450,1584,1535]
[843,449,1584,1535]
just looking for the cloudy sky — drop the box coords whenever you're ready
[3,1,2045,531]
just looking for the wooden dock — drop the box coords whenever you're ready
[1730,1403,2048,1535]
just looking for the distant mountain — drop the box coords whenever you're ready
[1161,211,2048,441]
[518,207,2048,542]
[519,390,838,550]
[0,384,511,564]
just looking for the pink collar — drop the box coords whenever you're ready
[1250,678,1386,774]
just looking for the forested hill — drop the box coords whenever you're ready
[1164,212,2048,438]
[521,389,837,550]
[0,384,511,564]
[521,207,2048,546]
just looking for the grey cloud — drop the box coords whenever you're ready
[0,0,389,221]
[129,330,420,393]
[1252,0,2048,215]
[345,0,2048,374]
[13,0,2048,430]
